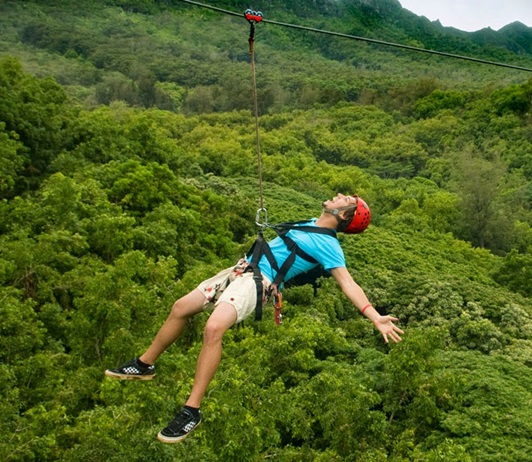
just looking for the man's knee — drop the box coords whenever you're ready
[169,299,187,320]
[170,290,206,320]
[203,303,237,344]
[203,318,229,344]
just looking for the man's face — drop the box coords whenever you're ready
[323,193,358,210]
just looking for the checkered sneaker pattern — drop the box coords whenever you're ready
[105,358,155,380]
[157,407,202,444]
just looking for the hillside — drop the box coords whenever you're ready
[0,1,531,461]
[1,0,531,113]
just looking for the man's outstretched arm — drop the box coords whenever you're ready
[331,267,404,343]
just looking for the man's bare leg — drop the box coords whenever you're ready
[185,301,238,408]
[139,289,207,365]
[156,301,237,443]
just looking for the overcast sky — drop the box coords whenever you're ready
[398,0,532,32]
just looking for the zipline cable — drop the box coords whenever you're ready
[262,19,532,73]
[176,0,532,73]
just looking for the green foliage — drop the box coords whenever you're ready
[493,249,532,297]
[491,83,532,115]
[0,123,25,198]
[0,56,70,192]
[0,4,531,461]
[414,89,468,119]
[0,290,46,363]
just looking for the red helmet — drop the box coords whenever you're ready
[343,196,371,234]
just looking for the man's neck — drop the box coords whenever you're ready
[315,213,339,230]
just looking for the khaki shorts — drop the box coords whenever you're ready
[196,260,272,324]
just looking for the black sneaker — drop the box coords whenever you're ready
[104,358,155,380]
[157,407,202,443]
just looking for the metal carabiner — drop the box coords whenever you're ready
[255,207,268,228]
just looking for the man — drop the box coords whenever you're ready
[105,193,404,443]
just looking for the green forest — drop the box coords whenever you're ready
[1,0,531,460]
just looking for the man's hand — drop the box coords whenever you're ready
[374,315,404,343]
[330,267,405,344]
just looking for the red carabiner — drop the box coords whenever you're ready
[273,290,282,326]
[244,9,263,23]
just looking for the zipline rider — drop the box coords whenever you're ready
[105,193,404,444]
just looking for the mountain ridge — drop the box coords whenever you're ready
[1,0,531,115]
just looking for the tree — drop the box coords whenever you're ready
[0,57,70,190]
[491,83,531,116]
[450,153,507,249]
[0,124,25,199]
[414,89,467,119]
[493,249,532,297]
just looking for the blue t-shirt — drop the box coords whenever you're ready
[257,219,346,283]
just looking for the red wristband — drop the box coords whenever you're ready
[361,303,373,314]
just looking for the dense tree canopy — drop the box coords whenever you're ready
[0,1,531,460]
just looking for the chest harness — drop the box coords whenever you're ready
[245,220,337,325]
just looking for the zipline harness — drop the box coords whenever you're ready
[245,220,338,325]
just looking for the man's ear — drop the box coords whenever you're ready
[337,209,349,220]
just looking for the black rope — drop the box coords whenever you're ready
[175,0,532,73]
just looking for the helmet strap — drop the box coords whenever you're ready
[322,205,357,223]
